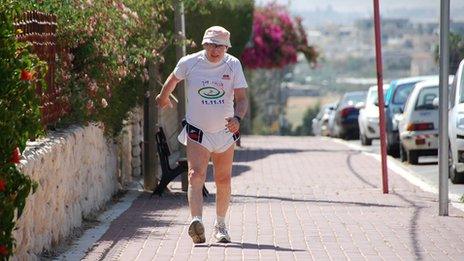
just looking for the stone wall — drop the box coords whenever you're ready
[118,107,144,186]
[12,107,144,260]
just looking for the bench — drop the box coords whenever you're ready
[152,127,209,197]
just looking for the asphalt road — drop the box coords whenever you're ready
[337,137,464,205]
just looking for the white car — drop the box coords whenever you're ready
[398,79,441,164]
[312,103,336,136]
[357,84,389,145]
[449,59,464,183]
[397,76,453,164]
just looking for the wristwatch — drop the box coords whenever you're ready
[233,115,241,123]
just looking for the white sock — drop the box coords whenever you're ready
[191,216,202,223]
[215,216,226,226]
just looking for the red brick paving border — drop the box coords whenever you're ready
[82,136,464,260]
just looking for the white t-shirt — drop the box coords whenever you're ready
[173,50,248,132]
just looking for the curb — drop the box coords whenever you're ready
[333,138,464,212]
[58,183,143,260]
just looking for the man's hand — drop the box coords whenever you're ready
[225,117,240,133]
[155,94,173,109]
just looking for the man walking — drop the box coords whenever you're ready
[155,26,248,243]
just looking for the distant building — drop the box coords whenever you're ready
[282,82,320,97]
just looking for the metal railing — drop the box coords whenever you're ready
[14,11,69,127]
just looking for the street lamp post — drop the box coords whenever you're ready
[438,0,450,216]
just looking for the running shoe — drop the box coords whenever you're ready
[214,223,231,243]
[188,219,206,244]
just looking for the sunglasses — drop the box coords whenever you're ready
[204,43,227,50]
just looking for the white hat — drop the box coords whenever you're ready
[201,26,232,48]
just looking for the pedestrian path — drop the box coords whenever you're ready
[80,136,464,260]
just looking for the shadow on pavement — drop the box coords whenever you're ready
[391,191,427,261]
[231,194,402,208]
[346,151,378,188]
[234,148,361,163]
[196,242,305,252]
[203,164,251,183]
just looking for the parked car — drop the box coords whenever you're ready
[357,84,390,145]
[397,77,452,164]
[384,75,437,157]
[332,91,367,139]
[327,101,339,137]
[449,59,464,183]
[312,103,336,136]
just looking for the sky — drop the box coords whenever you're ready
[256,0,464,22]
[256,0,462,13]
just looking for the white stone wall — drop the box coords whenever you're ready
[129,107,143,178]
[11,119,140,260]
[117,107,144,187]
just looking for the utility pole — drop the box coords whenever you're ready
[174,0,188,191]
[373,0,389,193]
[143,61,159,191]
[438,0,450,216]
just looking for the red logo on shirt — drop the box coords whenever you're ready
[222,74,230,80]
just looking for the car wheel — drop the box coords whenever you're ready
[360,133,367,145]
[387,143,399,157]
[450,167,464,184]
[448,144,464,183]
[340,131,347,140]
[361,134,372,146]
[408,150,419,165]
[400,144,407,162]
[365,136,372,146]
[391,145,400,158]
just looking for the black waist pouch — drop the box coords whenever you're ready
[182,119,204,143]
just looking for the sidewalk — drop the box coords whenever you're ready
[68,136,464,260]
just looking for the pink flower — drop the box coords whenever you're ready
[241,3,317,69]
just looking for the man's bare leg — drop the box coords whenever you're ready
[186,139,210,243]
[211,144,235,242]
[186,139,210,217]
[211,144,234,217]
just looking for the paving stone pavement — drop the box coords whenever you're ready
[81,136,464,261]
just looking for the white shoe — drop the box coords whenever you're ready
[214,223,231,243]
[188,219,205,244]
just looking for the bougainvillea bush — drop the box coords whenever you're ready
[0,1,45,259]
[1,0,171,258]
[241,3,318,69]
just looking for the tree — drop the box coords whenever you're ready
[435,32,464,74]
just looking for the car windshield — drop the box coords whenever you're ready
[392,82,416,104]
[367,88,387,105]
[415,86,438,110]
[340,93,366,107]
[367,90,378,105]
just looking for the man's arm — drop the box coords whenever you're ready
[225,88,248,133]
[155,72,181,109]
[233,88,248,119]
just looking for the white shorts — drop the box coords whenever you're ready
[177,123,240,153]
